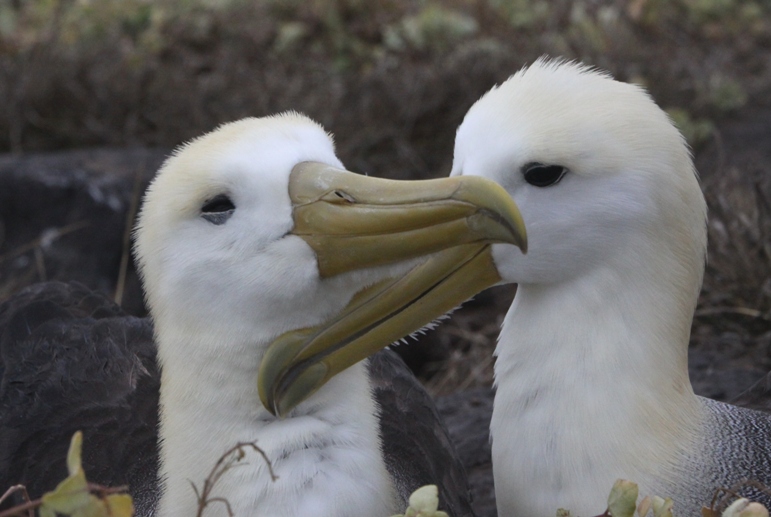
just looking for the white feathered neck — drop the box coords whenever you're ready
[492,237,704,517]
[157,325,396,517]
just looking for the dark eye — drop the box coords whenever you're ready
[201,194,235,225]
[523,163,568,187]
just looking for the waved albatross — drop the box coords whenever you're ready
[0,113,526,517]
[449,60,771,516]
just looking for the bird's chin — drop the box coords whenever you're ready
[490,242,527,285]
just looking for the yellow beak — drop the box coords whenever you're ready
[258,162,527,417]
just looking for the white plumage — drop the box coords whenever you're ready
[136,114,398,517]
[451,59,771,517]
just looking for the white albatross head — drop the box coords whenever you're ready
[453,58,706,293]
[136,114,344,344]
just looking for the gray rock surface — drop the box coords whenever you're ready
[0,148,166,315]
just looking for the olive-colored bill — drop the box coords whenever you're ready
[258,161,527,417]
[259,244,508,417]
[289,162,527,278]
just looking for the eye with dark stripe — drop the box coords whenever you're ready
[201,194,235,225]
[523,163,568,187]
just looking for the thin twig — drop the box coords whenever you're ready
[0,220,89,265]
[0,485,32,517]
[115,162,145,306]
[20,486,31,517]
[241,442,278,482]
[0,498,41,517]
[192,441,277,517]
[710,479,771,512]
[0,486,24,506]
[0,480,130,517]
[710,487,743,512]
[457,354,494,391]
[695,307,769,320]
[87,483,130,496]
[33,247,46,282]
[206,497,234,517]
[189,482,202,503]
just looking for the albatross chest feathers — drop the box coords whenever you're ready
[158,352,394,517]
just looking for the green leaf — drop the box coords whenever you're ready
[106,494,135,517]
[72,497,108,517]
[722,499,770,517]
[397,485,448,517]
[39,505,57,517]
[40,431,135,517]
[41,470,92,515]
[652,496,674,517]
[67,431,84,476]
[608,479,638,517]
[638,495,652,517]
[722,499,750,517]
[409,485,439,513]
[738,502,770,517]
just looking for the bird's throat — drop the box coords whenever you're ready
[155,332,396,517]
[491,263,703,517]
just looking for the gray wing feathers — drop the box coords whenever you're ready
[682,398,771,512]
[368,349,475,517]
[0,281,160,515]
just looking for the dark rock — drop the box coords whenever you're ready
[688,346,767,401]
[0,148,167,314]
[437,388,496,517]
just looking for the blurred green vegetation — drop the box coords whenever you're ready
[0,0,768,159]
[2,0,768,59]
